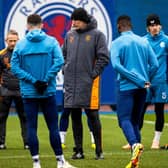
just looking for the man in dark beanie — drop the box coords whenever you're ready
[63,7,109,159]
[71,7,90,24]
[146,14,161,27]
[140,14,168,150]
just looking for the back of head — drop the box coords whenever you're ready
[117,15,132,32]
[27,14,42,26]
[71,7,90,23]
[146,14,161,26]
[26,14,45,41]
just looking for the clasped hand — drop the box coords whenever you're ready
[34,80,48,94]
[144,81,151,88]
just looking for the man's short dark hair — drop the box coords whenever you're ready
[27,14,42,26]
[117,15,132,28]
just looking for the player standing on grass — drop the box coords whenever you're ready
[140,14,168,149]
[59,107,96,149]
[11,14,76,168]
[0,30,28,150]
[63,8,109,160]
[110,15,158,168]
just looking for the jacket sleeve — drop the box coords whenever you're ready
[147,44,159,81]
[62,36,68,74]
[11,45,37,84]
[62,36,67,61]
[165,37,168,81]
[0,49,8,71]
[44,40,64,82]
[110,42,147,88]
[0,56,4,74]
[92,32,109,79]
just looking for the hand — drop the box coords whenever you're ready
[34,80,48,94]
[144,81,151,88]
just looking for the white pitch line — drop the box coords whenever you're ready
[0,150,163,160]
[0,114,167,160]
[100,115,168,126]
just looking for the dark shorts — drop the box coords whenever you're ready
[146,83,168,103]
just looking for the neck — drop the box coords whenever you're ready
[28,27,41,31]
[27,23,42,31]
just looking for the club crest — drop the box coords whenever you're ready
[4,0,113,90]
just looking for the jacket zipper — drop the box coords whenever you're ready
[72,34,81,105]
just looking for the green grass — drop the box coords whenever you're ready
[0,112,168,168]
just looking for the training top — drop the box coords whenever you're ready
[11,29,64,98]
[110,31,158,91]
[144,31,168,84]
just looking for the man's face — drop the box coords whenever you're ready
[71,20,87,30]
[6,34,19,50]
[147,24,161,36]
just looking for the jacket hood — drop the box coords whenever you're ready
[26,29,46,42]
[75,15,97,33]
[87,15,97,30]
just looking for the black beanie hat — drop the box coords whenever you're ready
[71,7,90,23]
[146,14,161,26]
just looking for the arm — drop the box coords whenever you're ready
[0,49,8,71]
[92,32,109,79]
[0,57,3,84]
[110,42,146,88]
[0,57,4,74]
[44,40,64,82]
[62,36,67,62]
[147,44,159,81]
[62,36,68,74]
[11,46,37,84]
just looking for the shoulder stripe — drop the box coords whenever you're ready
[90,76,100,109]
[0,48,7,55]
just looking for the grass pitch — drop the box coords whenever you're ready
[0,112,167,168]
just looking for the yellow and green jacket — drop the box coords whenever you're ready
[0,48,20,96]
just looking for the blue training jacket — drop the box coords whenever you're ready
[144,31,168,84]
[11,29,64,98]
[110,31,158,91]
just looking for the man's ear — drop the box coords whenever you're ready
[40,23,43,29]
[146,27,149,32]
[159,25,162,30]
[27,24,31,30]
